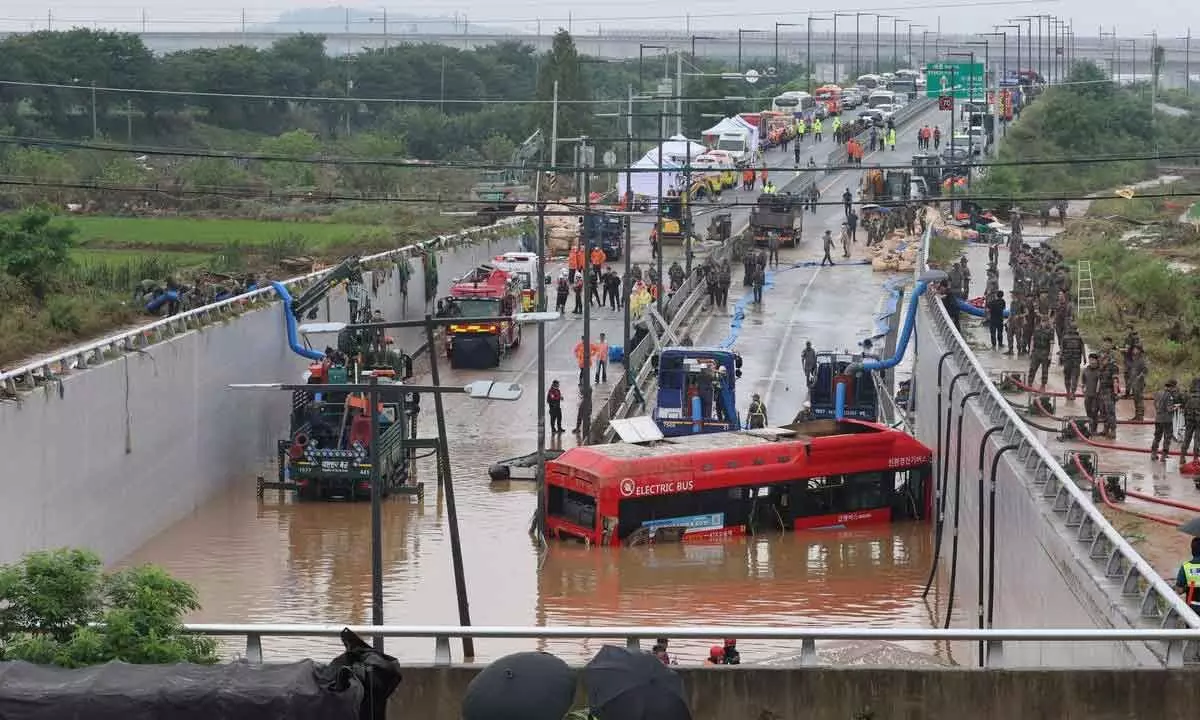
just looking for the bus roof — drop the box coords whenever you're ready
[552,420,931,493]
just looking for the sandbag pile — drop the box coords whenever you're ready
[867,230,921,273]
[515,202,581,254]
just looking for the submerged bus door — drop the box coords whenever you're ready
[891,464,932,521]
[748,483,790,534]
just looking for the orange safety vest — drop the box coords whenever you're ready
[574,341,587,368]
[568,247,584,270]
[760,169,769,183]
[742,169,754,183]
[590,247,605,267]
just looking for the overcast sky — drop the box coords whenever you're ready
[2,0,1195,39]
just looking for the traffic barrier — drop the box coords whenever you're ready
[913,215,1200,668]
[183,622,1200,668]
[0,218,530,397]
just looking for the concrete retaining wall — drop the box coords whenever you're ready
[912,304,1155,667]
[0,235,520,566]
[385,664,1199,720]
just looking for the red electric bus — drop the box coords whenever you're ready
[544,419,933,546]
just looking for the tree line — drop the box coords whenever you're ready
[0,29,776,168]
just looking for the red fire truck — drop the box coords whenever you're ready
[542,418,932,546]
[437,266,523,369]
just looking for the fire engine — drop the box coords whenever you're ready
[436,265,523,369]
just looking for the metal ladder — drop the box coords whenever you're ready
[1076,260,1096,314]
[643,306,680,350]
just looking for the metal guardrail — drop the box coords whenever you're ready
[182,622,1200,667]
[0,218,527,396]
[918,219,1200,650]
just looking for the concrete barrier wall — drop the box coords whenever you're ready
[0,235,520,565]
[913,305,1157,667]
[385,664,1199,720]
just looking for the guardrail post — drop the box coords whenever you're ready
[984,639,1004,667]
[800,638,817,666]
[434,635,452,665]
[245,633,263,664]
[625,636,640,652]
[1166,637,1185,667]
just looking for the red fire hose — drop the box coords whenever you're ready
[1070,454,1182,527]
[1007,373,1152,402]
[1028,394,1154,426]
[1067,418,1156,455]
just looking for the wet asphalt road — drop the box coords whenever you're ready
[120,104,952,665]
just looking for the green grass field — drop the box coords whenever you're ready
[66,216,390,251]
[71,248,211,267]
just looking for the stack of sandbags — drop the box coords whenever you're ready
[868,230,921,273]
[516,202,581,255]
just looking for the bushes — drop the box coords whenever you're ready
[0,548,216,667]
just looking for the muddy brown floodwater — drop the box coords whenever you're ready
[122,108,953,666]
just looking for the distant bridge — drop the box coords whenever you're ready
[0,29,1193,87]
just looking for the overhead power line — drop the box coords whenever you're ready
[0,133,1196,175]
[0,175,1194,212]
[0,75,1134,107]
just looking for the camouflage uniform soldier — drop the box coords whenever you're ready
[1028,317,1055,389]
[1058,325,1085,401]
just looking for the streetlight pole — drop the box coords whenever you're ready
[775,22,800,77]
[738,29,766,73]
[691,34,716,60]
[996,25,1020,83]
[807,16,831,91]
[855,12,869,76]
[875,14,893,72]
[915,26,929,66]
[639,43,667,92]
[834,13,853,84]
[893,19,907,70]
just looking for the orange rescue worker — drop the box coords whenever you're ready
[567,244,585,283]
[742,168,755,191]
[573,336,598,386]
[589,245,605,275]
[759,167,769,186]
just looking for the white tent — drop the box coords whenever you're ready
[659,135,708,164]
[616,153,682,200]
[700,117,759,155]
[701,117,744,138]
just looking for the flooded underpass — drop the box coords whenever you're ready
[120,106,954,666]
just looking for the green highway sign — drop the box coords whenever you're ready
[925,62,985,100]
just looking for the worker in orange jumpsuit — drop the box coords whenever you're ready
[759,168,769,186]
[742,169,755,191]
[567,244,584,284]
[589,245,605,277]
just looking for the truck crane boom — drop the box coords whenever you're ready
[289,257,364,322]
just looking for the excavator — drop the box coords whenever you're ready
[471,129,545,223]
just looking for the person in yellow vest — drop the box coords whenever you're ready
[887,127,897,150]
[813,117,823,142]
[1176,537,1200,614]
[794,119,803,137]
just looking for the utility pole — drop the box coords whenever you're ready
[90,80,98,139]
[550,81,559,167]
[580,138,594,441]
[676,52,683,136]
[533,166,547,543]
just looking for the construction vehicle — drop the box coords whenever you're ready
[860,168,913,206]
[582,214,624,260]
[748,193,803,248]
[639,306,744,436]
[268,259,421,502]
[435,265,523,369]
[651,195,692,246]
[471,129,544,221]
[807,351,879,421]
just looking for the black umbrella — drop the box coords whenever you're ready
[461,651,576,720]
[1178,517,1200,537]
[584,645,692,720]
